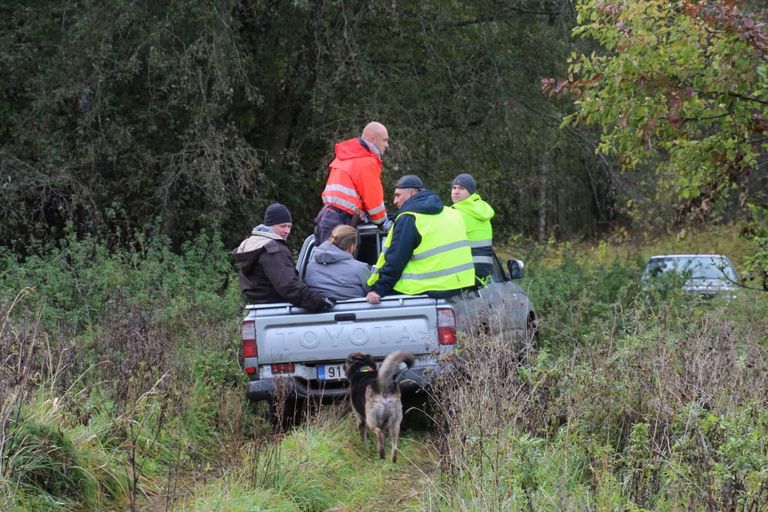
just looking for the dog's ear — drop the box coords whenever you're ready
[346,352,365,363]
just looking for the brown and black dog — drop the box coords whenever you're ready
[344,349,414,463]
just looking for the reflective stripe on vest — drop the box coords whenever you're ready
[401,262,475,280]
[368,208,475,294]
[473,255,494,265]
[366,203,386,216]
[323,183,360,199]
[411,239,470,261]
[322,165,387,222]
[322,195,361,214]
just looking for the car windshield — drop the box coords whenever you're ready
[645,256,737,281]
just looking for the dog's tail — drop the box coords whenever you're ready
[377,349,415,393]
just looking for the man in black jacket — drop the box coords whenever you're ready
[232,203,334,312]
[366,175,474,304]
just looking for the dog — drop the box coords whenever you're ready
[344,349,414,462]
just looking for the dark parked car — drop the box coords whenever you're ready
[641,254,740,297]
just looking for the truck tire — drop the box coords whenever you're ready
[521,314,540,364]
[268,397,306,433]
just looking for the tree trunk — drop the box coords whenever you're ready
[538,151,550,244]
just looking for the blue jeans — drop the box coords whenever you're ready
[313,206,354,244]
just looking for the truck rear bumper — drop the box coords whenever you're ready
[246,366,439,403]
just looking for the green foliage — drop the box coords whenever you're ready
[0,227,236,330]
[0,229,252,510]
[1,0,265,245]
[3,225,767,509]
[523,253,641,349]
[663,405,768,510]
[742,203,768,289]
[1,398,130,511]
[429,243,768,510]
[553,0,768,222]
[1,0,619,248]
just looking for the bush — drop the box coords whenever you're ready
[523,254,641,350]
[0,230,254,510]
[427,255,768,510]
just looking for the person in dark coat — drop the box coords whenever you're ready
[366,175,475,304]
[232,203,334,312]
[306,224,371,300]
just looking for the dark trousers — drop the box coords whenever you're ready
[314,206,354,244]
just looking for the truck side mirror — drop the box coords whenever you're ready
[507,259,525,280]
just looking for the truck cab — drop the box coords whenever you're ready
[297,224,537,343]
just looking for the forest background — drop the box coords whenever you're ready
[5,0,761,252]
[3,0,768,252]
[2,0,596,250]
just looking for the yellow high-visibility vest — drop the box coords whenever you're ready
[368,207,475,294]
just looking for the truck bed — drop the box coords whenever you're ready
[248,296,442,362]
[241,295,455,402]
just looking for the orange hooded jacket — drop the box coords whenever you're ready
[321,138,387,224]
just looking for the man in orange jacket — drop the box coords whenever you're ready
[314,122,392,243]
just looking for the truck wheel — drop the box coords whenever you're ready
[268,397,305,433]
[521,315,540,364]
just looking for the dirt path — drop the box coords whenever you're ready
[135,417,441,512]
[323,434,440,512]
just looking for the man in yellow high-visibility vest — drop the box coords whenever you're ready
[366,175,475,304]
[450,173,495,284]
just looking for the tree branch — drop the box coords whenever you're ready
[727,91,768,106]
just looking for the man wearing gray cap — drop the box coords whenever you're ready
[366,175,475,304]
[232,203,335,312]
[450,173,495,283]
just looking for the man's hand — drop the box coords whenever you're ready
[320,296,336,311]
[380,218,393,233]
[366,291,381,304]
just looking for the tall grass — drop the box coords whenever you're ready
[2,224,767,510]
[0,230,253,510]
[426,252,768,510]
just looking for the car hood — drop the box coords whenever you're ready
[683,278,735,294]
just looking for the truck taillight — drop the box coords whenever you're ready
[242,320,257,358]
[437,307,456,345]
[271,363,295,374]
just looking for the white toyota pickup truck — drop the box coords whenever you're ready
[238,225,537,419]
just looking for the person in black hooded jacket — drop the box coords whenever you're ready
[232,203,334,312]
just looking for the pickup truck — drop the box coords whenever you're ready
[238,224,537,418]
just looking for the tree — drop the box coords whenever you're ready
[1,0,613,249]
[544,0,768,223]
[0,1,265,248]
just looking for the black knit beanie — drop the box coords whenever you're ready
[263,203,292,226]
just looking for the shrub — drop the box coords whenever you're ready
[0,230,252,509]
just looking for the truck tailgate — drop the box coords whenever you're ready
[250,297,440,364]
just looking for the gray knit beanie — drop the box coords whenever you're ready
[263,203,292,226]
[452,173,476,194]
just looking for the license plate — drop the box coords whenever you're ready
[317,364,346,381]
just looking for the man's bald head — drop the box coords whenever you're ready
[362,121,389,155]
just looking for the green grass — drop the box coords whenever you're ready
[2,225,767,510]
[173,411,433,512]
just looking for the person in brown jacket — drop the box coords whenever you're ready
[232,203,334,312]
